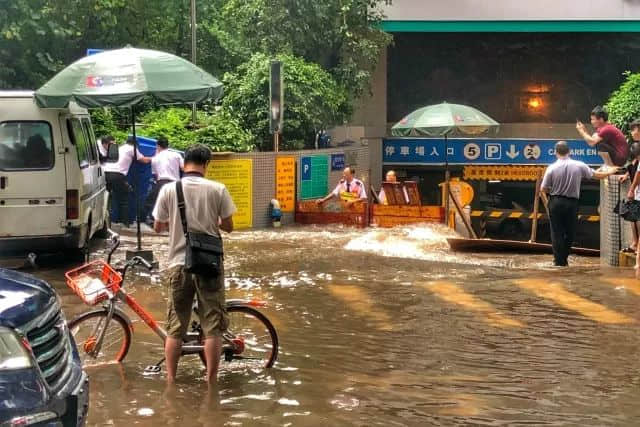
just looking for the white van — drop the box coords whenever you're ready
[0,91,110,255]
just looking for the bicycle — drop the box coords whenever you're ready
[65,231,278,371]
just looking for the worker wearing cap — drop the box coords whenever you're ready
[317,166,367,205]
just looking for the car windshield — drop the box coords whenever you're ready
[0,121,54,171]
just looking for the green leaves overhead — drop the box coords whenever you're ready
[2,0,391,151]
[607,71,640,136]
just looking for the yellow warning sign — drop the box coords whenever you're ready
[463,165,546,181]
[276,157,296,212]
[206,159,253,229]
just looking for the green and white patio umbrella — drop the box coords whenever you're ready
[35,46,223,108]
[35,47,223,252]
[391,102,499,137]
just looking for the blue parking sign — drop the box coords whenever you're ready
[301,156,312,181]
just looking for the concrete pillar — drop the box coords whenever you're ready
[600,176,629,266]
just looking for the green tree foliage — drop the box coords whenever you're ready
[1,0,391,151]
[223,53,350,150]
[606,71,640,135]
[139,107,254,152]
[211,0,391,100]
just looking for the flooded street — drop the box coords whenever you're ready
[28,224,640,426]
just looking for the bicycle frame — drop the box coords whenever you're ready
[84,231,270,359]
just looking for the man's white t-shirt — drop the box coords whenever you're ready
[153,176,237,268]
[152,150,183,181]
[103,144,145,175]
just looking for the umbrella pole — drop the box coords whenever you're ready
[126,106,155,265]
[132,106,142,251]
[444,134,450,227]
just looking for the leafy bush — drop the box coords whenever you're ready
[195,110,255,152]
[138,107,254,152]
[90,108,127,142]
[223,53,351,151]
[606,71,640,135]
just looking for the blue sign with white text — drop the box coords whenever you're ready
[383,138,603,166]
[331,153,345,171]
[301,156,312,180]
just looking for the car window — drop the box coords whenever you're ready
[0,121,54,171]
[81,118,98,165]
[68,118,91,169]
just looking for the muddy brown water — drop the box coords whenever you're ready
[26,224,640,426]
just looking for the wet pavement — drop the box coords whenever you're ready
[24,224,640,426]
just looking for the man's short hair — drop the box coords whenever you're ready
[102,135,115,144]
[591,105,608,121]
[184,144,211,166]
[345,166,355,175]
[126,135,136,145]
[555,140,570,156]
[157,136,169,149]
[630,119,640,131]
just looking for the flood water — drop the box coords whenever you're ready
[27,224,640,426]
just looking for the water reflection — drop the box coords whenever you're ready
[21,224,640,425]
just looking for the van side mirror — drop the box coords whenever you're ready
[106,144,119,162]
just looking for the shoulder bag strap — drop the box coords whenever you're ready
[176,181,189,238]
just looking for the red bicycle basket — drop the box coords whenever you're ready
[65,260,122,306]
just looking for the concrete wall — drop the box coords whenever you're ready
[382,0,640,20]
[222,145,372,229]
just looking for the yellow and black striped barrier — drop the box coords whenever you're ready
[470,210,599,222]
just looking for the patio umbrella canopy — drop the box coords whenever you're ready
[391,102,499,137]
[35,47,223,254]
[35,47,223,108]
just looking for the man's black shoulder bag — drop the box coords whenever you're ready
[176,181,224,277]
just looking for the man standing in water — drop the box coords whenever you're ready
[153,144,236,384]
[576,106,629,168]
[317,166,367,205]
[541,141,615,267]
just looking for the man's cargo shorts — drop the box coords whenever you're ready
[165,265,228,339]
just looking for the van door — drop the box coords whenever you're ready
[80,116,106,234]
[0,120,67,237]
[65,117,95,228]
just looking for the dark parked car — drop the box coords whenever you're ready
[0,268,89,426]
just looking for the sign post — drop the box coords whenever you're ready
[269,60,283,152]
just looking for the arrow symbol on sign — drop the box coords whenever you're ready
[506,145,519,159]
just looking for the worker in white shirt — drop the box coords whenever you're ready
[103,136,151,227]
[378,170,409,205]
[97,135,115,164]
[144,136,184,225]
[316,166,367,206]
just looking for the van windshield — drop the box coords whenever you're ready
[0,121,54,171]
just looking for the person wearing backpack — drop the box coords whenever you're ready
[152,144,236,384]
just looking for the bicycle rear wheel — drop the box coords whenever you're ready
[68,310,132,366]
[198,305,278,369]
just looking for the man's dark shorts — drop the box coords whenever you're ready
[166,265,228,339]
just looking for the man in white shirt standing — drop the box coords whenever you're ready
[153,144,236,384]
[103,136,151,227]
[144,136,184,225]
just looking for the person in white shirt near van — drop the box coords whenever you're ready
[103,136,151,227]
[144,136,184,225]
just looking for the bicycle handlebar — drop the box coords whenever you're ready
[106,230,120,265]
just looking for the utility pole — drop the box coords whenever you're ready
[190,0,197,125]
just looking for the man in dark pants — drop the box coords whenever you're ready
[541,141,615,266]
[103,136,151,227]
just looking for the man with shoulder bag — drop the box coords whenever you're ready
[153,144,237,384]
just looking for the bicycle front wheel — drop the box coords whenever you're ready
[68,310,132,366]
